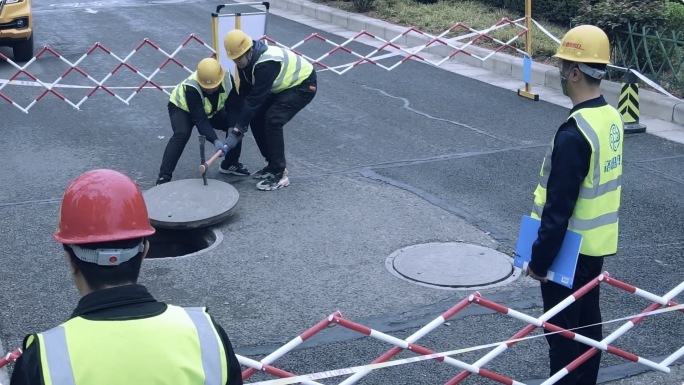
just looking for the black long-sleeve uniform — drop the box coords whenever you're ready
[10,284,243,385]
[529,95,612,385]
[158,78,243,180]
[228,41,318,174]
[233,59,317,134]
[528,96,611,274]
[170,80,242,144]
[234,61,281,132]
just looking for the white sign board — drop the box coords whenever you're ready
[212,3,269,78]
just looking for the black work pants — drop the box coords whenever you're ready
[250,79,317,174]
[540,254,604,385]
[159,105,242,179]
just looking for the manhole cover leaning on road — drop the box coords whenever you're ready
[143,178,239,229]
[142,178,237,258]
[386,242,515,289]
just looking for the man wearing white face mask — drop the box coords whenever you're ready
[525,25,624,385]
[221,29,318,191]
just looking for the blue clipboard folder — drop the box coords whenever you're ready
[514,215,583,289]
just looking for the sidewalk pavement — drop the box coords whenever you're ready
[265,0,684,145]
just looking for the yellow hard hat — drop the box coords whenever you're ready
[554,25,610,64]
[224,29,253,60]
[196,58,224,89]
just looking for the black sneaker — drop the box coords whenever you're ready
[219,162,250,176]
[251,166,273,179]
[256,169,290,191]
[156,175,171,185]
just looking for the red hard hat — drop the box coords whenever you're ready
[53,169,156,244]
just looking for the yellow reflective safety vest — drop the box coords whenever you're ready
[531,104,624,256]
[31,305,228,385]
[169,72,230,118]
[252,46,314,93]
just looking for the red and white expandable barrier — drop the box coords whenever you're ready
[0,34,215,113]
[1,18,532,113]
[0,348,21,369]
[1,273,682,385]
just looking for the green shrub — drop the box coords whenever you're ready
[664,1,684,32]
[572,0,668,39]
[352,0,375,11]
[474,0,583,25]
[477,0,673,29]
[571,0,670,73]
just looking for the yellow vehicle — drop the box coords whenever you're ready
[0,0,33,62]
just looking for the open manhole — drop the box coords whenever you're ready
[146,227,223,259]
[386,242,518,290]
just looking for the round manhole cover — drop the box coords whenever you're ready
[386,242,515,289]
[143,178,239,229]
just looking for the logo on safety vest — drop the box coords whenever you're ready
[609,124,621,151]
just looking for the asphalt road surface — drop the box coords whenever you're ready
[1,1,682,384]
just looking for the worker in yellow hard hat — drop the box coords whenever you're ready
[156,57,250,185]
[10,169,244,385]
[220,29,318,191]
[524,24,623,385]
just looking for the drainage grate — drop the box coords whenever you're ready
[146,227,222,259]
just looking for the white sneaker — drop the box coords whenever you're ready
[256,169,290,191]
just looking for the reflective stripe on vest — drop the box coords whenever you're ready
[40,326,75,385]
[169,72,230,117]
[252,46,313,93]
[531,203,619,231]
[37,306,227,385]
[184,307,223,385]
[531,104,623,256]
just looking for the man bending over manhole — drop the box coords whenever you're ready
[10,169,243,385]
[156,57,250,185]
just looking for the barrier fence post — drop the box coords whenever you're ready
[517,0,539,101]
[618,67,647,134]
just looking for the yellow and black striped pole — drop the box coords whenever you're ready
[618,68,647,134]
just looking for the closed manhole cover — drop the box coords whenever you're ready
[147,227,223,259]
[386,242,514,289]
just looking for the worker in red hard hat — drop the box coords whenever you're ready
[10,169,243,385]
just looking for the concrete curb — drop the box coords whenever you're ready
[268,0,684,126]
